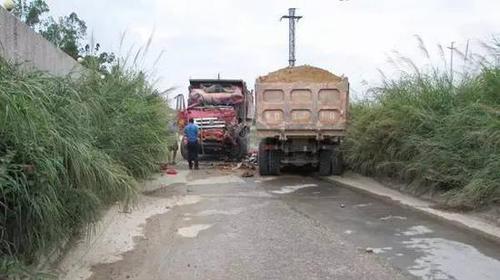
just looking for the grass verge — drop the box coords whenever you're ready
[0,58,172,277]
[343,44,500,210]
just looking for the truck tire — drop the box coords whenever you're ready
[319,150,333,176]
[268,150,281,175]
[331,149,344,175]
[258,141,270,176]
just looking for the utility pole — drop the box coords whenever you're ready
[281,8,302,67]
[464,39,470,64]
[447,41,455,86]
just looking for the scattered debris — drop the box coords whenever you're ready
[165,168,178,175]
[247,150,258,164]
[159,162,169,171]
[232,162,243,171]
[214,151,258,175]
[215,163,234,171]
[241,171,254,177]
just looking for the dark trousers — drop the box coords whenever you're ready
[187,141,199,169]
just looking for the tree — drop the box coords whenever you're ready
[11,0,87,59]
[12,0,49,29]
[11,0,113,66]
[41,12,87,59]
[80,43,116,74]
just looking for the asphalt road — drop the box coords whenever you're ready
[89,164,500,280]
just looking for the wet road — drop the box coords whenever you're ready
[89,166,500,280]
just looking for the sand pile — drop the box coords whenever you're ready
[258,65,342,83]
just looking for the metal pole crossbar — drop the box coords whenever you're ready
[281,8,302,67]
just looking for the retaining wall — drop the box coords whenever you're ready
[0,7,82,76]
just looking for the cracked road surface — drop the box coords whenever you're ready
[76,164,500,280]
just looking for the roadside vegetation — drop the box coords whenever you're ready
[344,39,500,210]
[0,57,172,277]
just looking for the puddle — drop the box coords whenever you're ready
[372,247,393,254]
[354,203,372,208]
[187,203,269,218]
[190,208,245,216]
[402,225,433,236]
[260,177,277,182]
[271,184,318,194]
[380,215,407,221]
[177,224,213,238]
[404,238,500,280]
[187,175,245,186]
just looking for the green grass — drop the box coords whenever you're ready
[343,45,500,209]
[0,58,172,277]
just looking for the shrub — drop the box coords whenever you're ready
[344,55,500,209]
[0,57,171,275]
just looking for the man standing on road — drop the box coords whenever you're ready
[184,118,199,170]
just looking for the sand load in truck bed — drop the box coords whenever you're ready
[257,65,342,83]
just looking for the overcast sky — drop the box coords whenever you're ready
[45,0,500,99]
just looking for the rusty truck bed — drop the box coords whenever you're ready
[255,80,349,139]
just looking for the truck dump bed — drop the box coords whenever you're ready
[255,66,349,139]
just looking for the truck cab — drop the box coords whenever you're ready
[176,79,253,160]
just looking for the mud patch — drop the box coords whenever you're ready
[58,195,202,280]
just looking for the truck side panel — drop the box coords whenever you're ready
[255,80,349,138]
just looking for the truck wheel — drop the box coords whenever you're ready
[331,149,344,175]
[319,150,333,176]
[268,150,281,175]
[258,141,270,176]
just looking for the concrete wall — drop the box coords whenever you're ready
[0,7,83,76]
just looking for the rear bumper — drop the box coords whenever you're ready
[256,129,345,140]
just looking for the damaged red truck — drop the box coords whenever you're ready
[176,79,254,160]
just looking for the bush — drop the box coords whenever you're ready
[344,60,500,209]
[0,58,171,275]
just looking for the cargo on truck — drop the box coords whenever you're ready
[255,65,349,176]
[176,79,254,160]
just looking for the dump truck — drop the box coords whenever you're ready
[176,79,254,160]
[255,65,349,176]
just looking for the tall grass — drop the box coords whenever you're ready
[344,40,500,209]
[0,57,171,276]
